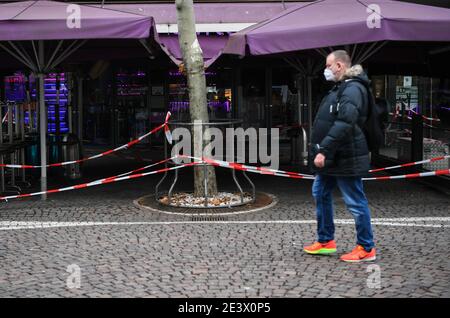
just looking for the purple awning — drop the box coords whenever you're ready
[0,0,155,41]
[97,2,305,66]
[223,0,450,56]
[98,2,303,24]
[158,35,229,67]
[0,1,161,200]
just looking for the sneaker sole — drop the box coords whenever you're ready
[304,248,337,255]
[341,256,376,263]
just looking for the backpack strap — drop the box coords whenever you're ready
[336,79,369,113]
[336,81,348,106]
[336,79,367,101]
[336,79,371,134]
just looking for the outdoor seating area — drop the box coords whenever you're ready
[0,0,449,301]
[0,1,449,200]
[0,101,34,195]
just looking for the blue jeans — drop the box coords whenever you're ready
[312,174,374,251]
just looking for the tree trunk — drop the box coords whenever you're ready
[175,0,218,197]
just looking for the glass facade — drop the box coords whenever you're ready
[372,75,450,170]
[3,72,68,134]
[168,68,233,122]
[2,61,448,170]
[114,68,149,144]
[84,65,167,146]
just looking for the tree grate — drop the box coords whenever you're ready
[190,216,228,222]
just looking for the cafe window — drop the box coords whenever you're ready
[373,75,450,170]
[168,68,233,122]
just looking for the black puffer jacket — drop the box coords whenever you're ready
[311,65,370,176]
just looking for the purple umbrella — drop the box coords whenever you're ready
[0,0,154,41]
[222,0,450,164]
[223,0,450,57]
[0,0,157,71]
[0,0,157,199]
[96,1,300,67]
[158,34,229,68]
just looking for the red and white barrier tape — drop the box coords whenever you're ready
[178,155,314,179]
[388,113,437,129]
[422,115,440,122]
[2,153,449,202]
[176,155,449,181]
[410,109,441,123]
[164,124,173,145]
[389,112,441,123]
[0,158,196,202]
[369,155,450,172]
[0,112,172,169]
[362,169,450,181]
[115,156,177,178]
[403,115,436,129]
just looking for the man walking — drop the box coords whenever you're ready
[304,50,376,262]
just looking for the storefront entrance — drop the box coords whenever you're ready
[239,65,305,165]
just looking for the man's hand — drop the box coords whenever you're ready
[314,153,326,168]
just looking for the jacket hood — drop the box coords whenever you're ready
[342,64,370,85]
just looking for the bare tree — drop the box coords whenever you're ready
[175,0,218,197]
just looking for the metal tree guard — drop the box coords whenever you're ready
[156,119,256,208]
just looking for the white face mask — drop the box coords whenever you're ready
[323,68,337,82]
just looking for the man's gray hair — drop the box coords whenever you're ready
[330,50,352,67]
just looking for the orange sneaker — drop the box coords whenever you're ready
[304,240,337,255]
[340,245,376,263]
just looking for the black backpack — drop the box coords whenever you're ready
[337,79,386,152]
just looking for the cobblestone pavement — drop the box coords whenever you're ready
[0,156,449,298]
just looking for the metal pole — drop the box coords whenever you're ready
[31,41,40,71]
[307,75,313,170]
[297,74,308,165]
[38,40,47,200]
[0,104,4,193]
[231,168,244,204]
[155,136,169,202]
[27,103,32,130]
[0,43,36,72]
[77,77,83,142]
[307,75,313,144]
[20,103,26,183]
[7,103,13,144]
[67,73,73,134]
[25,75,33,131]
[14,103,20,138]
[0,155,4,193]
[56,74,61,138]
[242,171,256,204]
[411,113,423,165]
[167,168,179,206]
[265,66,272,156]
[430,78,433,139]
[49,40,88,71]
[8,103,15,187]
[38,73,47,200]
[203,162,208,207]
[297,75,302,125]
[203,124,208,207]
[44,40,64,71]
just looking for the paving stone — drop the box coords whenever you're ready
[0,157,448,297]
